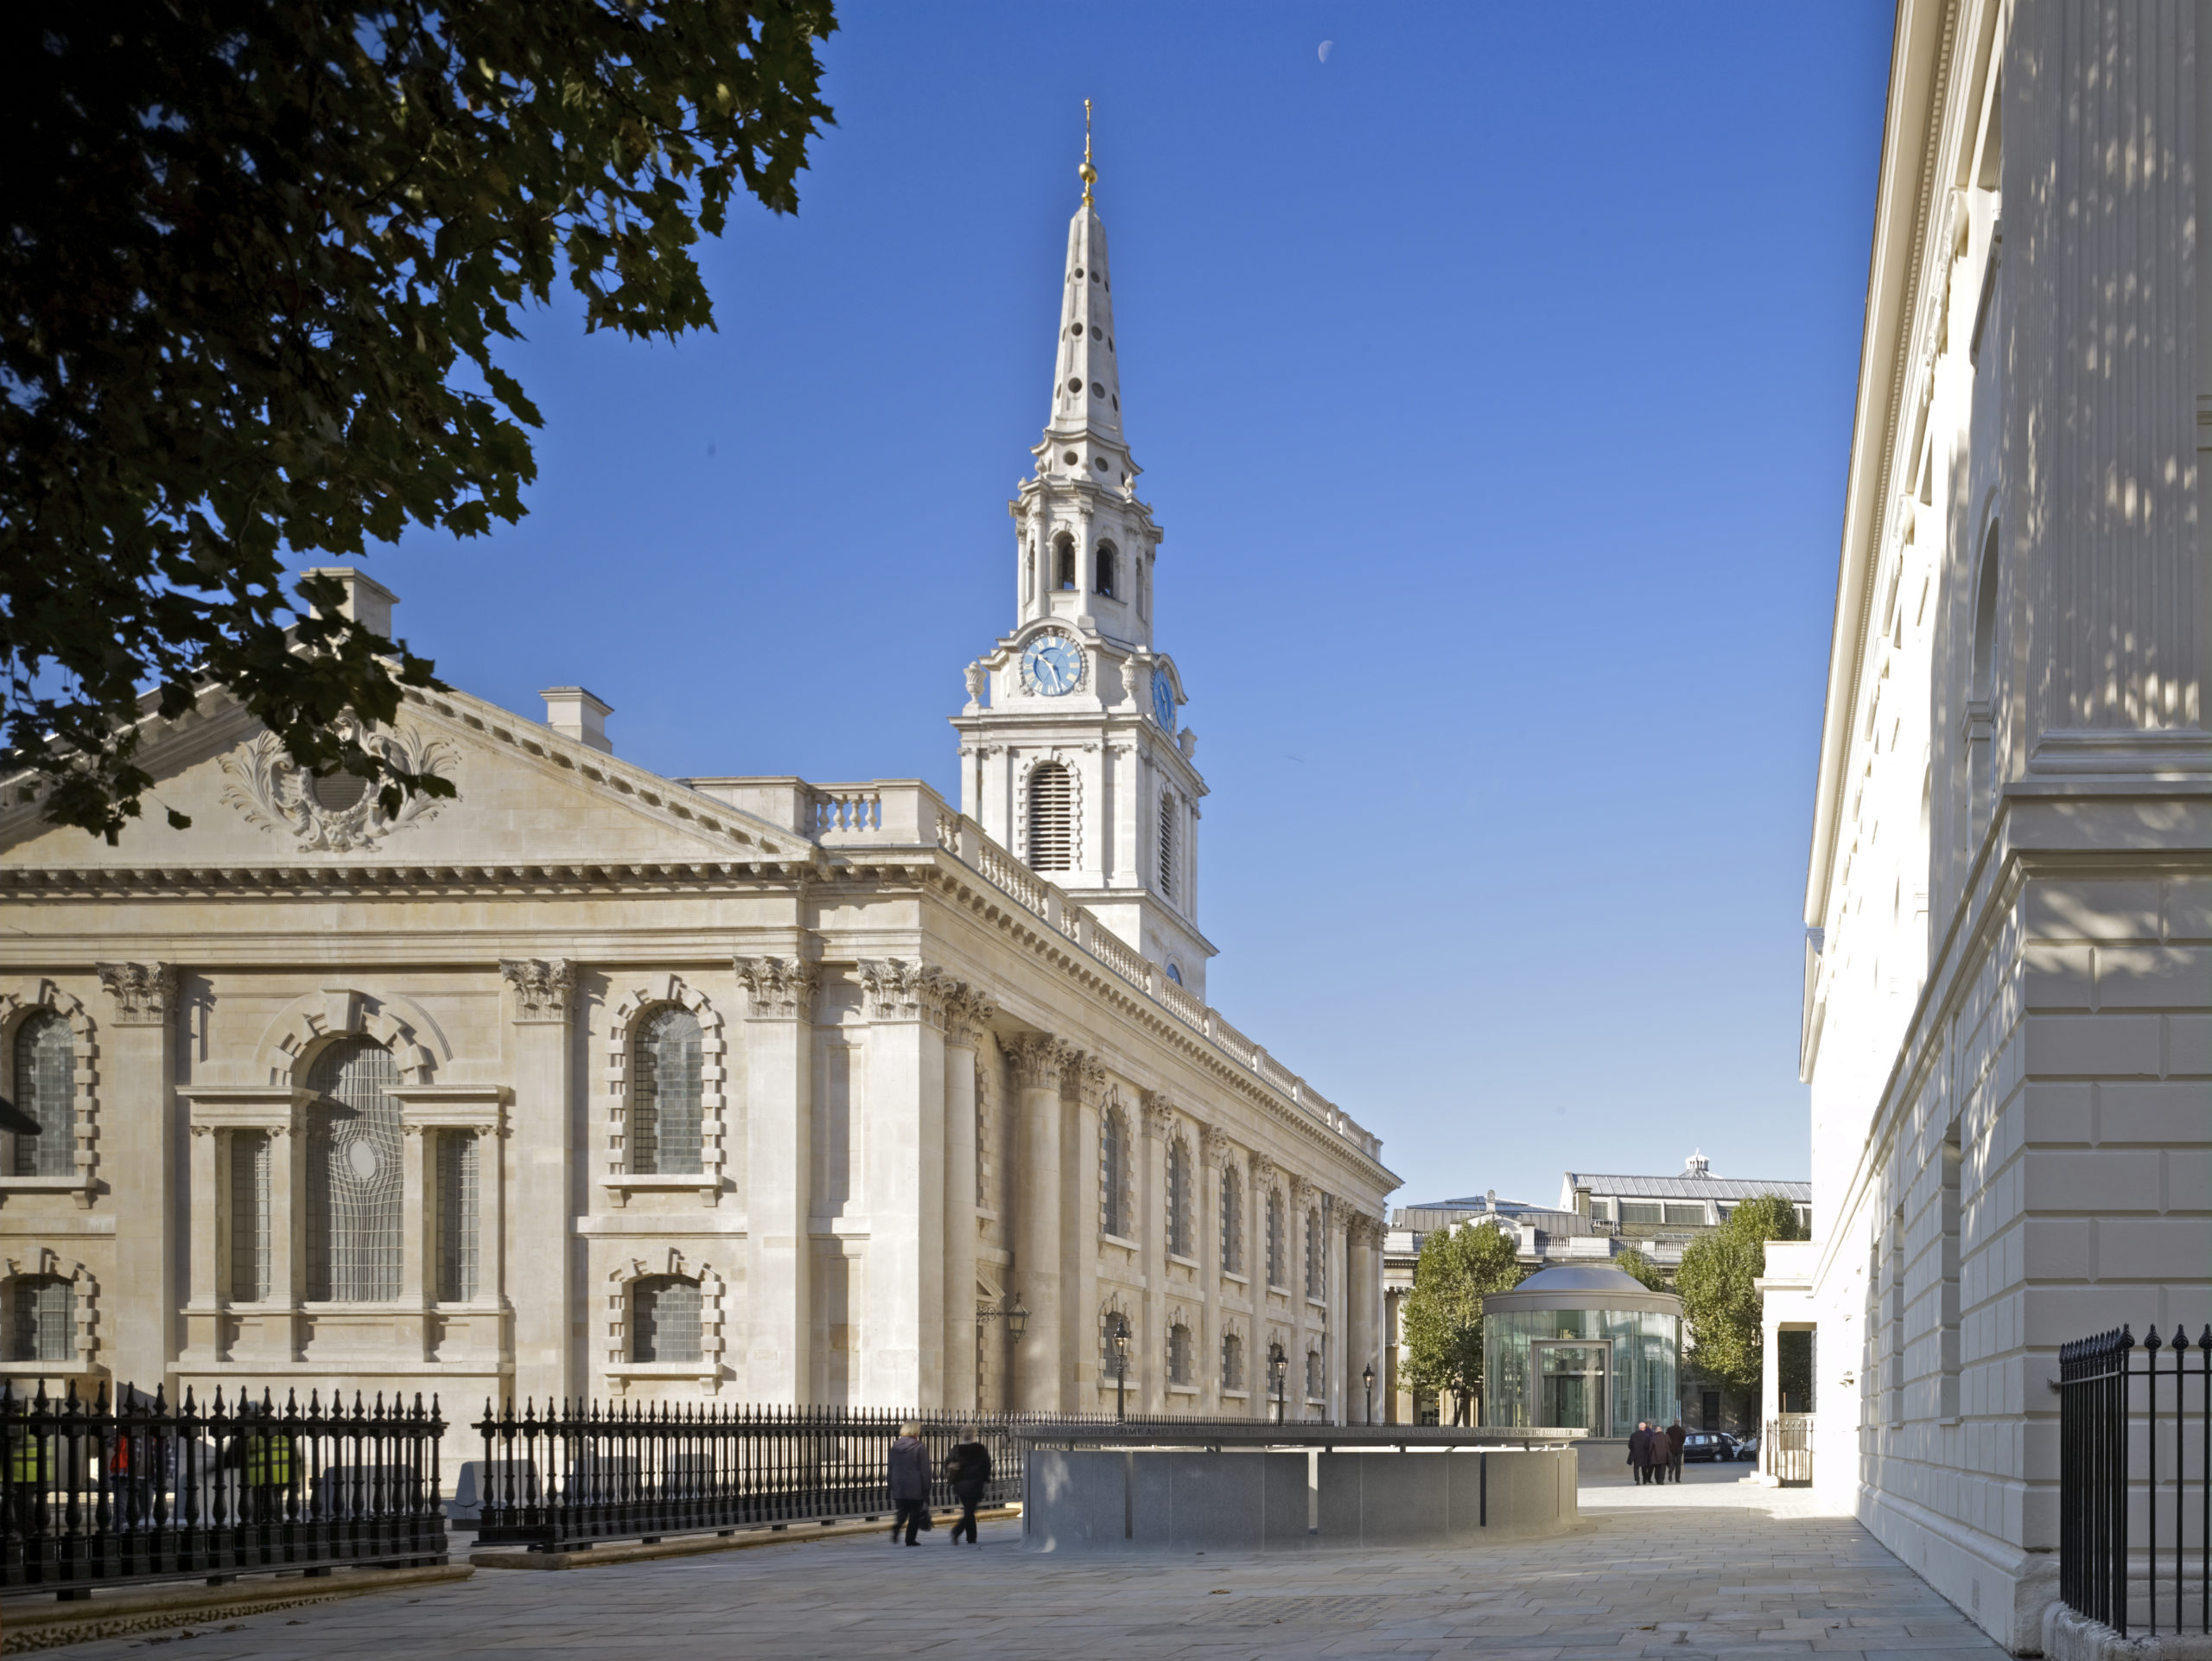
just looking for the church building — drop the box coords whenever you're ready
[0,150,1397,1429]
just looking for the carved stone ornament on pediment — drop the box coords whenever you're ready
[499,958,575,1023]
[96,961,176,1026]
[734,956,820,1021]
[858,959,951,1027]
[219,717,455,853]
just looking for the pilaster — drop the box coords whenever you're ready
[500,958,575,1405]
[736,955,819,1403]
[940,985,995,1414]
[1140,1091,1173,1412]
[1198,1123,1229,1414]
[1004,1033,1071,1410]
[1289,1174,1314,1420]
[856,959,950,1408]
[1066,1053,1108,1407]
[95,963,178,1395]
[1249,1152,1274,1421]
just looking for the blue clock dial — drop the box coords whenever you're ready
[1021,633,1082,697]
[1151,670,1175,729]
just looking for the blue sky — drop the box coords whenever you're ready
[357,3,1892,1210]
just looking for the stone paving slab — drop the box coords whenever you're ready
[41,1467,2008,1661]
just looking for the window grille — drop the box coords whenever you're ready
[1221,1332,1244,1391]
[10,1275,73,1363]
[1168,1323,1192,1387]
[1618,1201,1662,1226]
[1157,792,1174,901]
[302,1037,403,1302]
[1305,1211,1324,1299]
[1099,1105,1130,1237]
[1166,1137,1191,1258]
[11,1012,74,1178]
[1662,1203,1707,1226]
[1095,541,1117,598]
[1306,1348,1324,1400]
[1027,763,1072,872]
[1220,1166,1243,1275]
[229,1131,271,1301]
[630,1006,704,1175]
[632,1276,702,1363]
[1266,1190,1285,1288]
[438,1131,480,1302]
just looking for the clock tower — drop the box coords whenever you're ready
[950,115,1215,996]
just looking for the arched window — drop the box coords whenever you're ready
[1168,1321,1192,1387]
[10,1275,73,1363]
[1095,541,1117,599]
[1100,1104,1132,1238]
[1306,1346,1325,1400]
[1166,1136,1192,1258]
[1266,1189,1285,1288]
[11,1011,74,1178]
[1220,1164,1244,1275]
[1221,1330,1244,1391]
[1156,792,1176,901]
[1164,961,1183,986]
[1027,762,1072,872]
[1305,1211,1324,1299]
[303,1037,402,1302]
[631,1275,702,1363]
[1101,1308,1132,1372]
[631,1005,703,1174]
[1055,533,1077,591]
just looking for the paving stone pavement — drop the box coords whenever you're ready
[57,1465,2005,1661]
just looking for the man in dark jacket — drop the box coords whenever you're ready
[887,1422,932,1545]
[1627,1421,1652,1485]
[946,1426,991,1545]
[1665,1420,1688,1483]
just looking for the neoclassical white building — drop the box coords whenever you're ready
[0,159,1397,1430]
[1784,2,2209,1651]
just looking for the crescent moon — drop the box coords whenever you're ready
[1318,40,1334,63]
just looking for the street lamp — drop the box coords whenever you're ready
[1363,1362,1376,1425]
[1111,1316,1131,1422]
[976,1293,1030,1339]
[1267,1342,1287,1425]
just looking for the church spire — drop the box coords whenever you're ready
[1039,103,1128,476]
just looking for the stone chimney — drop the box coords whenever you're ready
[1572,1184,1592,1218]
[541,687,613,754]
[302,567,397,639]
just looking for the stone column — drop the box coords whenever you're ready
[1250,1154,1274,1421]
[940,987,995,1414]
[96,964,179,1397]
[1198,1123,1228,1415]
[1346,1213,1379,1423]
[736,956,819,1404]
[1139,1093,1173,1412]
[1004,1034,1071,1410]
[857,960,949,1409]
[1327,1201,1350,1423]
[1068,1055,1108,1409]
[501,958,575,1406]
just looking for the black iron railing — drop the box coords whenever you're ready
[0,1379,447,1599]
[471,1401,1247,1550]
[2059,1324,2209,1638]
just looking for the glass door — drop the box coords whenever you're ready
[1533,1341,1610,1435]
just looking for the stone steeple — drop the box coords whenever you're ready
[1033,106,1134,497]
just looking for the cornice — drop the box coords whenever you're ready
[0,860,814,899]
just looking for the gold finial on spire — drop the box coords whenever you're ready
[1080,99,1096,205]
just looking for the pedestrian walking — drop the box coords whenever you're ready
[1628,1420,1652,1486]
[1665,1420,1687,1483]
[887,1421,932,1546]
[945,1425,991,1545]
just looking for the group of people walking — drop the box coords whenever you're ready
[887,1422,994,1546]
[1627,1419,1686,1484]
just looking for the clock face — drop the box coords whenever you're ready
[1151,670,1176,729]
[1021,633,1083,697]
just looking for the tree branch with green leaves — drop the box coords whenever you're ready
[1675,1193,1805,1424]
[1399,1219,1526,1426]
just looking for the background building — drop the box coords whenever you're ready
[1783,2,2210,1651]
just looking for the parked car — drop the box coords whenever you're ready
[1734,1431,1761,1461]
[1681,1432,1736,1462]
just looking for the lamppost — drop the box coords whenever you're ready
[1267,1342,1287,1425]
[1111,1315,1131,1422]
[1363,1362,1376,1426]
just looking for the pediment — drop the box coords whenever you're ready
[0,686,808,872]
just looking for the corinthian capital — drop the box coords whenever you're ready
[735,956,820,1021]
[1200,1123,1233,1168]
[499,958,575,1023]
[1141,1091,1178,1140]
[1288,1174,1316,1208]
[1067,1052,1109,1110]
[857,959,951,1027]
[1004,1033,1073,1091]
[1250,1153,1276,1188]
[942,984,997,1051]
[97,962,176,1027]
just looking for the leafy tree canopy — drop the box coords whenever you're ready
[3,0,837,839]
[1675,1194,1805,1416]
[1400,1219,1526,1424]
[1611,1245,1668,1292]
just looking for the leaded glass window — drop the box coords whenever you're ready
[229,1131,271,1301]
[632,1276,702,1363]
[1305,1210,1324,1299]
[630,1006,703,1175]
[1306,1347,1324,1400]
[1220,1165,1243,1276]
[303,1038,403,1302]
[11,1012,74,1178]
[10,1276,73,1363]
[438,1131,480,1302]
[1266,1189,1285,1288]
[1166,1137,1192,1258]
[1168,1322,1192,1386]
[1221,1331,1244,1391]
[1099,1105,1131,1238]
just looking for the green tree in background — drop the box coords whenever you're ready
[1675,1194,1805,1424]
[3,1,837,839]
[1400,1220,1526,1425]
[1612,1246,1668,1291]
